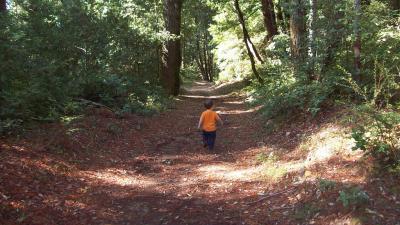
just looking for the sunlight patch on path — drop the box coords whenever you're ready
[197,164,264,182]
[82,169,157,188]
[218,106,261,115]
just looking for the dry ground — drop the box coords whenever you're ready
[1,81,399,225]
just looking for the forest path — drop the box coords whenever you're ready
[114,81,274,225]
[2,80,282,225]
[4,81,398,225]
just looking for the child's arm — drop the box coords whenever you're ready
[197,116,204,130]
[216,114,223,126]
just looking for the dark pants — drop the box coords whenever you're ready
[202,130,216,151]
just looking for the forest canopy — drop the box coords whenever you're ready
[1,0,399,133]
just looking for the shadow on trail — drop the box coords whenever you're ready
[1,81,399,224]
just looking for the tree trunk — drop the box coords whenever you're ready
[391,0,400,11]
[208,53,214,82]
[290,0,308,79]
[161,0,183,96]
[196,35,209,81]
[308,0,317,79]
[353,0,361,83]
[233,0,264,84]
[276,1,285,31]
[261,0,279,41]
[0,0,6,11]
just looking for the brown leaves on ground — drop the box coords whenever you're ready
[1,82,399,225]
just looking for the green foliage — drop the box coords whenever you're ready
[352,106,400,168]
[256,151,278,164]
[0,119,23,136]
[250,78,332,119]
[0,0,167,128]
[293,203,320,221]
[338,187,369,208]
[318,179,336,192]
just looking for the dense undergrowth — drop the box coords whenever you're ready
[0,0,167,135]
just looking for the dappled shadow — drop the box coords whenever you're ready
[1,83,399,224]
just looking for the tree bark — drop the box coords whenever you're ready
[196,38,208,81]
[276,1,286,33]
[161,0,183,96]
[353,0,361,83]
[261,0,279,41]
[391,0,400,11]
[308,0,317,79]
[290,0,308,79]
[0,0,6,11]
[233,0,264,84]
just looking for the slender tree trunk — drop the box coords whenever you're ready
[0,0,5,11]
[196,37,208,81]
[391,0,400,11]
[161,0,183,96]
[233,0,264,84]
[0,0,6,11]
[276,1,285,32]
[290,0,308,79]
[308,0,317,79]
[353,0,361,83]
[203,34,210,81]
[208,53,214,82]
[261,0,279,41]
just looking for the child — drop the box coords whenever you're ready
[197,99,223,151]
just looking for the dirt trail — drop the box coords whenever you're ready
[2,81,400,225]
[1,81,276,225]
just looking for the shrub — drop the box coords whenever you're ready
[318,179,336,192]
[338,187,369,208]
[250,79,332,119]
[352,106,400,168]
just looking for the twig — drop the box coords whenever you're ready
[270,206,296,211]
[77,98,114,112]
[246,187,296,205]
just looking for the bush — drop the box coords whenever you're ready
[250,79,332,119]
[318,179,336,192]
[338,187,369,208]
[352,106,400,168]
[0,0,166,128]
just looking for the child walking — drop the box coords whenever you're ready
[198,99,223,151]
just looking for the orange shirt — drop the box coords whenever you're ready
[200,110,220,132]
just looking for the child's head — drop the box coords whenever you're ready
[204,99,214,109]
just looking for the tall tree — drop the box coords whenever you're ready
[289,0,308,79]
[353,0,361,83]
[261,0,279,41]
[308,0,317,79]
[161,0,183,96]
[233,0,264,84]
[0,0,6,11]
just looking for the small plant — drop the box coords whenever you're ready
[352,106,400,169]
[107,123,122,135]
[0,119,23,136]
[338,187,369,208]
[293,203,320,220]
[318,179,336,192]
[256,151,278,164]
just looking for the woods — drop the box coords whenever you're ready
[1,0,398,121]
[1,0,399,164]
[1,0,400,224]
